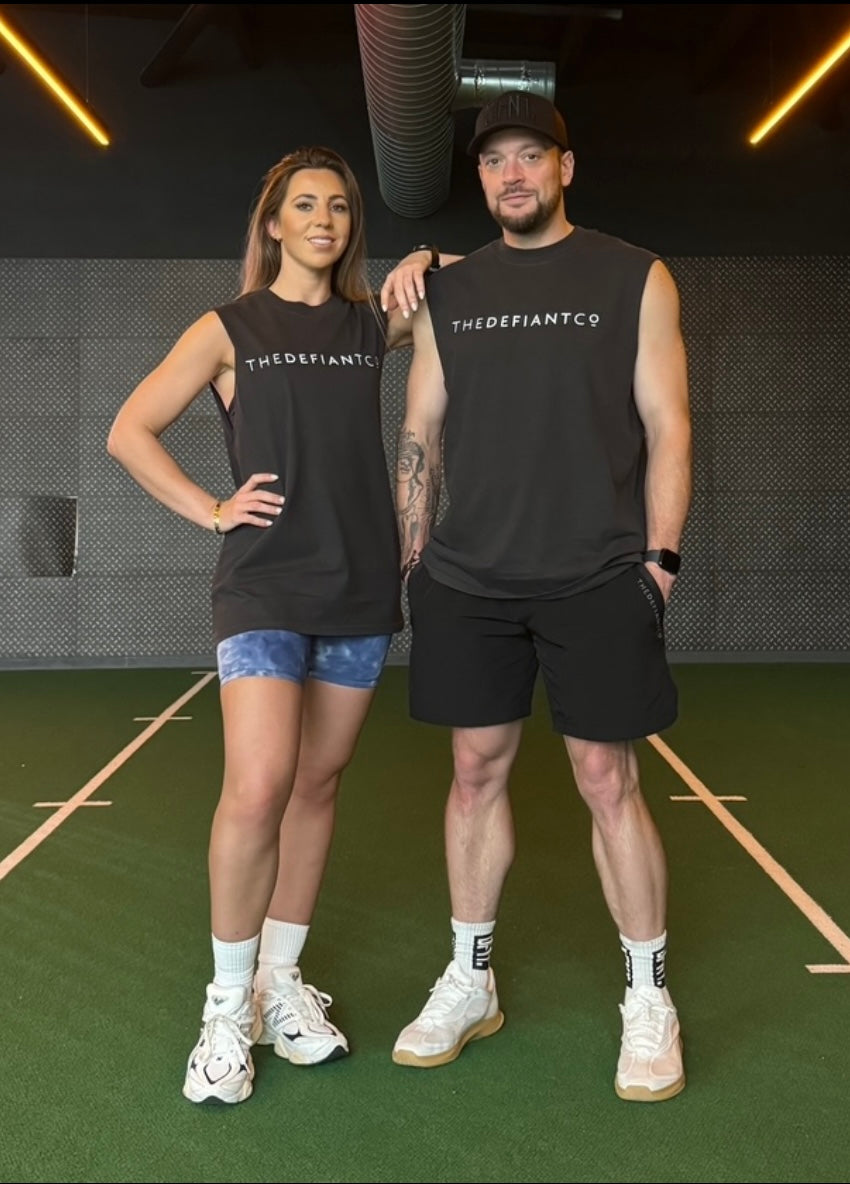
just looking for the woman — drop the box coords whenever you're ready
[108,146,428,1104]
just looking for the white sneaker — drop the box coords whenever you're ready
[392,960,504,1068]
[256,966,349,1066]
[615,984,685,1102]
[182,983,262,1105]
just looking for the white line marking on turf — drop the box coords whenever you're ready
[0,672,216,884]
[670,794,747,802]
[34,801,112,808]
[649,732,850,973]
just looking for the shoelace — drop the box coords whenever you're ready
[203,1011,254,1055]
[265,979,335,1027]
[619,995,672,1053]
[298,983,334,1023]
[417,970,470,1024]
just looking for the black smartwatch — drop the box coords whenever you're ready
[412,244,441,272]
[644,548,681,575]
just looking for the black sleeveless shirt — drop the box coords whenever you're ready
[425,227,657,598]
[209,288,403,643]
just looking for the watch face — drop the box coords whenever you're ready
[646,548,681,574]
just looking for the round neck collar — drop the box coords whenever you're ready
[493,227,582,266]
[262,287,338,314]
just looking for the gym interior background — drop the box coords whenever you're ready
[2,2,849,664]
[3,9,850,1184]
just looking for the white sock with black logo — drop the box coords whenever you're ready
[619,930,668,990]
[451,917,496,985]
[255,919,309,993]
[211,933,260,992]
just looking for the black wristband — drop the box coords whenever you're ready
[412,244,440,272]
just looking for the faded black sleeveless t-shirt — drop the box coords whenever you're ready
[425,227,657,599]
[210,288,402,643]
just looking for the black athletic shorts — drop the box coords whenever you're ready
[406,563,678,741]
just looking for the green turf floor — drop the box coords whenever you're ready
[1,663,849,1183]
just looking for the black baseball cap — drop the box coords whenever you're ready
[467,90,569,157]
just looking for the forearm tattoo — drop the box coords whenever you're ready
[396,427,440,573]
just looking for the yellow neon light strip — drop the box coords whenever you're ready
[749,26,850,145]
[0,13,110,146]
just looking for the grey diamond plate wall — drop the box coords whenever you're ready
[1,255,849,667]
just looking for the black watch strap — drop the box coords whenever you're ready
[412,243,441,272]
[644,548,681,575]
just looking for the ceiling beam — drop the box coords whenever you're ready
[140,3,214,87]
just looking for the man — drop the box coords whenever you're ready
[391,90,692,1102]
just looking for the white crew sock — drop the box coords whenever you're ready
[211,932,260,992]
[451,917,496,985]
[619,930,668,990]
[255,919,309,993]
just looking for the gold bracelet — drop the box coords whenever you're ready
[212,500,223,535]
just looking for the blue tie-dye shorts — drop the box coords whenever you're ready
[216,629,392,690]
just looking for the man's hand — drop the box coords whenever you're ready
[400,551,421,584]
[644,560,676,602]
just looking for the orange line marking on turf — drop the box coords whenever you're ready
[649,732,850,972]
[0,672,217,883]
[670,795,747,802]
[133,715,192,721]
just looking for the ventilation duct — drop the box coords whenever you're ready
[355,4,466,218]
[354,4,556,218]
[454,58,556,110]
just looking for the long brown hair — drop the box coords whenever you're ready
[239,146,370,302]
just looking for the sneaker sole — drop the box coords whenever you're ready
[182,1076,254,1105]
[272,1038,350,1066]
[257,1021,350,1065]
[391,1009,505,1068]
[615,1040,686,1103]
[615,1071,686,1102]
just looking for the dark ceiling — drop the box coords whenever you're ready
[6,2,850,136]
[2,3,849,258]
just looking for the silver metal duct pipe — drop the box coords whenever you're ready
[354,4,556,218]
[454,59,556,111]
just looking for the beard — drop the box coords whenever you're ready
[490,186,562,235]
